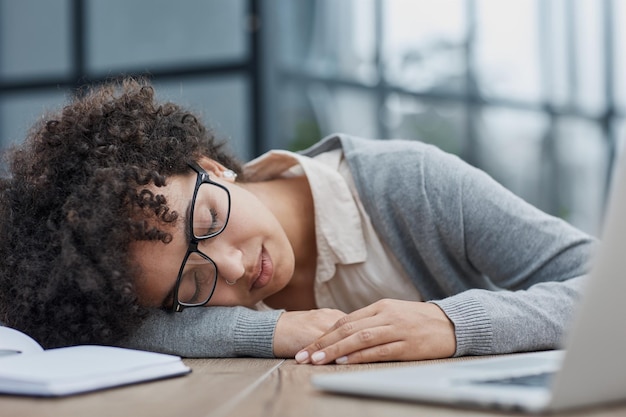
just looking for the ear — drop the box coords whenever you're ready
[196,157,237,183]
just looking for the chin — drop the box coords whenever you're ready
[273,269,293,293]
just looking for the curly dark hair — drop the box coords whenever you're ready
[0,77,243,348]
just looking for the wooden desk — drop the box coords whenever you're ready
[2,358,626,417]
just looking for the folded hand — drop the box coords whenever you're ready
[294,299,456,365]
[273,308,346,357]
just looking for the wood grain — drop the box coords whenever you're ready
[2,357,626,417]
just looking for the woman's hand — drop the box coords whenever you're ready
[294,299,456,364]
[273,308,346,357]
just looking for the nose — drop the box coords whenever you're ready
[198,239,244,285]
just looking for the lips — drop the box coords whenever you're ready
[250,247,273,290]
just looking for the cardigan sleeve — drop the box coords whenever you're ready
[426,147,595,356]
[337,134,597,357]
[116,306,283,358]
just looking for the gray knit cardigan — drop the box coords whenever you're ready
[121,134,596,358]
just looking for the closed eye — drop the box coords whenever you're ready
[207,208,220,235]
[187,271,203,304]
[192,205,220,238]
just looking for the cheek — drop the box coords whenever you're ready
[231,195,290,254]
[207,283,258,308]
[228,185,282,231]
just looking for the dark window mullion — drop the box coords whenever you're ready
[463,0,478,166]
[374,0,389,140]
[602,0,617,201]
[72,0,86,91]
[248,0,263,156]
[538,0,560,215]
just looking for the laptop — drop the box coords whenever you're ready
[312,153,626,413]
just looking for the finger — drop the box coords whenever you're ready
[336,340,406,365]
[294,301,401,364]
[326,302,384,331]
[309,324,398,365]
[295,313,390,364]
[316,304,391,347]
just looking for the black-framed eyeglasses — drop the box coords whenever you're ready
[170,161,231,312]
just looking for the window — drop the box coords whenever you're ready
[1,0,623,235]
[0,0,260,160]
[264,0,624,235]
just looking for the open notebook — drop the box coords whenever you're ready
[0,326,190,397]
[312,152,626,413]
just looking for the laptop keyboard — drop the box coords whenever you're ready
[478,371,554,388]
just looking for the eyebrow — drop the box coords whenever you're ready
[183,197,193,242]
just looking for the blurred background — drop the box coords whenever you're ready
[0,0,624,236]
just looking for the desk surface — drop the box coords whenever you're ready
[2,357,626,417]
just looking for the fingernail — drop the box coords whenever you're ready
[311,351,326,363]
[295,350,309,363]
[335,356,348,365]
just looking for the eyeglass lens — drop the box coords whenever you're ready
[191,182,230,239]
